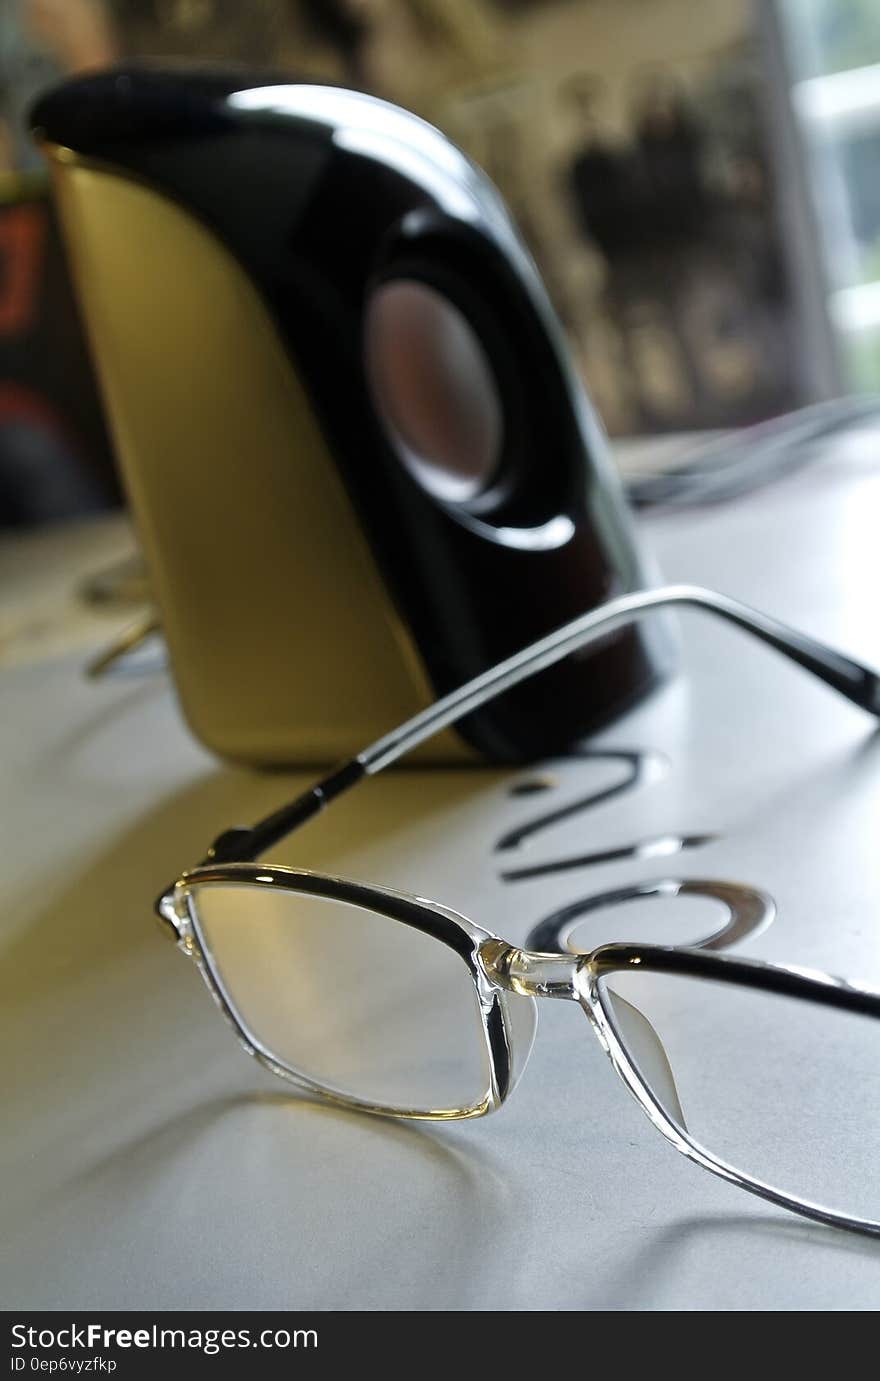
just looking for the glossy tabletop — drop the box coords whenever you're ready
[2,434,880,1310]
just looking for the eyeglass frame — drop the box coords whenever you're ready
[156,583,880,1237]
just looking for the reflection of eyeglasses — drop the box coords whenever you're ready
[157,585,880,1236]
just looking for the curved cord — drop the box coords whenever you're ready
[86,611,163,679]
[625,396,880,509]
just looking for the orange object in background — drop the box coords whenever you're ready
[0,192,118,527]
[0,202,45,336]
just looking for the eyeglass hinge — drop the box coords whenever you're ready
[154,888,183,942]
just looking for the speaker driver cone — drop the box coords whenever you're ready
[365,278,504,504]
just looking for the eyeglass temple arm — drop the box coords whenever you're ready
[204,582,880,864]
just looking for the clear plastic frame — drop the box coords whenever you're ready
[158,585,880,1236]
[582,945,880,1235]
[177,865,537,1120]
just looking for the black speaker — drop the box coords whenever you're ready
[33,68,671,765]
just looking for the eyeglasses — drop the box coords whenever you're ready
[157,584,880,1236]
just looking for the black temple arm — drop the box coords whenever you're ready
[183,584,880,874]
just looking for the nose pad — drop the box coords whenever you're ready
[499,990,538,1098]
[605,987,687,1130]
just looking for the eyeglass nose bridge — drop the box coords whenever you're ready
[481,940,687,1126]
[480,940,583,1000]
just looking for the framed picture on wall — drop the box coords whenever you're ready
[0,0,826,484]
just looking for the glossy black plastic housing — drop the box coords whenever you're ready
[32,66,666,759]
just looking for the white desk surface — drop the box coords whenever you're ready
[3,437,880,1311]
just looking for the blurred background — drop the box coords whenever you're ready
[0,0,878,532]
